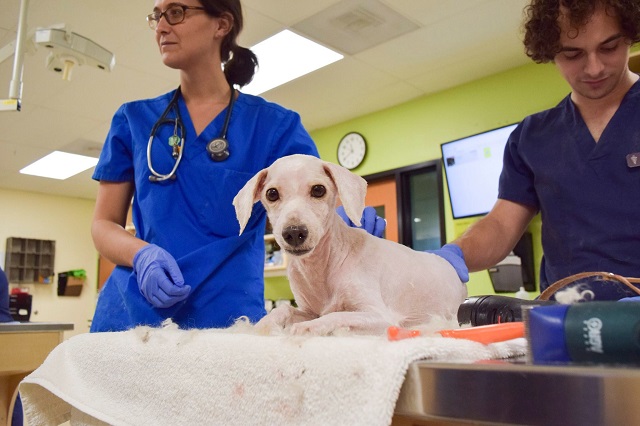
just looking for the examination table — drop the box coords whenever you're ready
[17,325,523,426]
[15,325,640,425]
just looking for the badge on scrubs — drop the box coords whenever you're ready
[627,153,640,168]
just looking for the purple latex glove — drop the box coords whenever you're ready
[618,296,640,302]
[426,243,469,283]
[133,244,191,308]
[336,205,386,238]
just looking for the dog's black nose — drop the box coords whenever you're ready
[282,225,308,247]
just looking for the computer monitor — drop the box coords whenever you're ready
[440,123,518,219]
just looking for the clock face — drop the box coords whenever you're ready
[337,132,367,170]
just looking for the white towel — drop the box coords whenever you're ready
[19,326,526,426]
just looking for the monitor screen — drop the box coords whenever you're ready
[440,123,518,219]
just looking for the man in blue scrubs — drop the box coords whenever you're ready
[440,0,640,299]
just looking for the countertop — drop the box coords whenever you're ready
[0,322,75,332]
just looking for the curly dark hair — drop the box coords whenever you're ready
[523,0,640,63]
[198,0,259,87]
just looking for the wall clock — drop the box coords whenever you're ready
[337,132,367,170]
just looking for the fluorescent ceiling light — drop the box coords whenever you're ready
[242,30,343,95]
[20,151,98,180]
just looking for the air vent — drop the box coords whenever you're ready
[293,0,419,55]
[331,8,385,33]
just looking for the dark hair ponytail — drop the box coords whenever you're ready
[224,45,259,88]
[200,0,259,87]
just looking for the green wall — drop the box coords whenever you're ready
[265,61,572,300]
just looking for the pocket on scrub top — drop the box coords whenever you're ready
[195,167,258,237]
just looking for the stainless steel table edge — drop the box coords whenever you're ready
[395,360,640,426]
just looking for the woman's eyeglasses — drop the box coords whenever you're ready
[146,5,205,29]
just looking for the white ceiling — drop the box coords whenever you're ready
[0,0,530,201]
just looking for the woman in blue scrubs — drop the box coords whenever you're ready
[436,0,640,300]
[91,0,321,331]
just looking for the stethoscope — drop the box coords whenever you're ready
[147,85,236,182]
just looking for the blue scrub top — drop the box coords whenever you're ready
[499,79,640,298]
[92,90,318,331]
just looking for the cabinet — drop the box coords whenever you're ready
[4,237,56,283]
[264,234,288,277]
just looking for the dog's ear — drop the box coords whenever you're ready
[322,162,367,226]
[233,169,268,235]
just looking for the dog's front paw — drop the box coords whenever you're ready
[289,320,342,336]
[254,314,286,335]
[254,322,282,335]
[254,304,296,335]
[288,322,318,336]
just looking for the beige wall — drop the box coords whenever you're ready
[0,188,97,338]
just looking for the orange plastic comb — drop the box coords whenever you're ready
[438,322,525,345]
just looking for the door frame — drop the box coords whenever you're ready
[362,159,445,247]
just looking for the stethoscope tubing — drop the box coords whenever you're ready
[147,86,235,182]
[147,132,183,181]
[148,88,184,182]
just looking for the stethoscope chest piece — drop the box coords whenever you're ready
[207,137,230,161]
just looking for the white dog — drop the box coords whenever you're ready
[233,154,467,335]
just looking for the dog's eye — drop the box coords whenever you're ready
[266,188,279,202]
[310,185,326,198]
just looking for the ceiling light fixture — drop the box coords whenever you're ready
[20,151,99,180]
[241,30,343,95]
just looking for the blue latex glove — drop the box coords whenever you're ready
[133,244,191,308]
[337,205,386,238]
[426,243,469,283]
[618,296,640,302]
